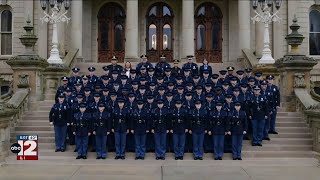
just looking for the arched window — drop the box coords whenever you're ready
[98,3,125,62]
[149,24,157,50]
[310,9,320,55]
[195,3,222,63]
[0,10,12,55]
[197,24,205,50]
[146,2,174,62]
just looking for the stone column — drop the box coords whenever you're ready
[0,109,16,162]
[71,0,83,59]
[238,0,251,51]
[182,0,194,60]
[37,2,48,59]
[125,0,139,62]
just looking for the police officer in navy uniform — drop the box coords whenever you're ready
[73,103,91,159]
[55,76,70,103]
[183,92,194,152]
[209,102,228,160]
[132,100,149,160]
[107,56,123,74]
[155,55,171,77]
[204,93,215,153]
[190,100,207,160]
[88,67,99,85]
[249,86,268,146]
[152,99,170,160]
[266,75,280,134]
[183,55,198,75]
[92,102,111,159]
[112,98,129,159]
[260,80,273,141]
[136,55,153,72]
[49,93,71,152]
[171,59,182,77]
[229,102,247,160]
[171,100,188,160]
[146,95,156,152]
[69,67,82,87]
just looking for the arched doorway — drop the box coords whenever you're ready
[195,2,222,63]
[146,2,174,62]
[98,2,125,63]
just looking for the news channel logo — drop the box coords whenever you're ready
[11,135,38,160]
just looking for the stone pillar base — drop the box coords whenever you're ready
[43,64,70,101]
[0,109,17,162]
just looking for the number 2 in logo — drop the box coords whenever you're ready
[17,140,38,160]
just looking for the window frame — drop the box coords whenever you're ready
[309,7,320,57]
[0,7,13,57]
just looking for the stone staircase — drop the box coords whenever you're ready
[5,100,318,165]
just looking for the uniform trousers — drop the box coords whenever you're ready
[251,119,265,144]
[135,134,146,158]
[232,135,243,159]
[213,135,224,158]
[192,132,204,158]
[67,125,75,145]
[270,109,277,132]
[76,135,88,156]
[154,132,166,158]
[173,133,185,157]
[115,132,126,157]
[54,125,67,150]
[95,135,107,158]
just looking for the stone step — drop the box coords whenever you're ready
[11,131,54,137]
[276,127,310,133]
[275,122,307,127]
[6,150,316,160]
[22,116,49,120]
[276,112,302,116]
[38,106,52,111]
[24,111,50,116]
[15,126,53,131]
[269,133,312,139]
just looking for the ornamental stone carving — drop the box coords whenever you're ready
[17,74,29,88]
[294,73,306,88]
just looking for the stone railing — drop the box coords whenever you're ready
[241,48,258,68]
[64,49,79,69]
[5,88,30,127]
[0,88,30,162]
[294,88,320,153]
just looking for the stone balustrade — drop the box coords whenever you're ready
[294,88,320,154]
[0,88,30,162]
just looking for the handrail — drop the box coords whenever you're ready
[310,89,320,102]
[242,48,258,68]
[64,49,79,69]
[5,88,30,127]
[294,88,320,110]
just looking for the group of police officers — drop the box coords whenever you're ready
[49,55,280,161]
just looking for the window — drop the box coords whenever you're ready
[0,9,12,55]
[310,9,320,55]
[197,24,205,50]
[195,3,222,63]
[146,3,174,62]
[149,24,157,50]
[114,24,123,50]
[163,24,171,49]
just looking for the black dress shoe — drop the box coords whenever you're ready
[76,156,81,159]
[115,156,120,160]
[91,149,96,152]
[101,157,106,160]
[252,143,257,146]
[156,157,160,160]
[273,131,278,134]
[214,158,219,160]
[61,149,65,152]
[83,156,87,159]
[121,156,125,160]
[194,157,198,160]
[161,157,165,160]
[257,143,262,146]
[55,149,60,152]
[180,157,183,160]
[198,157,203,160]
[74,149,77,152]
[135,157,139,160]
[238,158,242,160]
[263,137,271,141]
[175,157,178,160]
[218,157,222,160]
[233,158,237,160]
